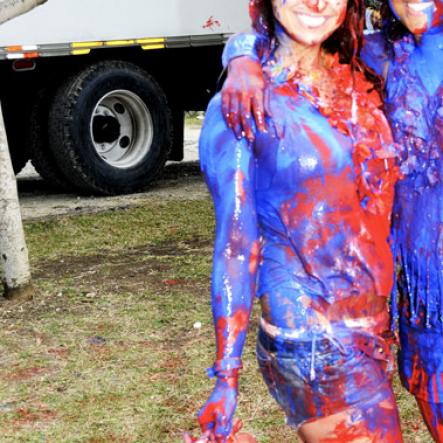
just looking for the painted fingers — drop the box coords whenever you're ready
[221,57,267,142]
[184,419,244,443]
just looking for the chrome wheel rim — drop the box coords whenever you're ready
[90,90,154,169]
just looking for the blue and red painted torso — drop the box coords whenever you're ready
[253,77,395,338]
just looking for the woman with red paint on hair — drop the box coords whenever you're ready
[185,0,403,441]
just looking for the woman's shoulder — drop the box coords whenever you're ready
[199,93,253,168]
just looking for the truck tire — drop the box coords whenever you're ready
[48,61,173,195]
[29,90,72,190]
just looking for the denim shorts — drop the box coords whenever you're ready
[256,327,394,429]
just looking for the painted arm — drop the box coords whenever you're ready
[196,95,259,443]
[221,32,269,140]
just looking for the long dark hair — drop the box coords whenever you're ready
[380,2,408,43]
[249,0,383,93]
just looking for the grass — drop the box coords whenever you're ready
[185,112,205,127]
[0,198,433,442]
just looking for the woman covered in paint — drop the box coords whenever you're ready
[189,0,403,441]
[221,0,443,439]
[384,1,443,440]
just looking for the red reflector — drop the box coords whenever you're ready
[13,59,36,71]
[24,52,38,59]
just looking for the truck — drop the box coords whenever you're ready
[0,0,249,195]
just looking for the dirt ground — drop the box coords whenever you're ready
[17,124,208,222]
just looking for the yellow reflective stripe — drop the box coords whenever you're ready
[141,44,165,50]
[71,41,103,48]
[72,49,91,55]
[40,37,168,56]
[136,38,165,44]
[105,39,135,46]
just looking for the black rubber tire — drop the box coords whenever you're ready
[29,89,72,190]
[48,61,173,195]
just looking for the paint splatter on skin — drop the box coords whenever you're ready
[299,392,402,442]
[221,0,443,438]
[195,1,403,438]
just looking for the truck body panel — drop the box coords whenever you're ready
[0,0,249,47]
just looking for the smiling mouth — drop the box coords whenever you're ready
[297,13,328,28]
[406,1,434,14]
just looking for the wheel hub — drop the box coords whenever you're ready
[90,90,154,169]
[92,115,121,144]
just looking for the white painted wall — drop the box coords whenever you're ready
[0,0,250,46]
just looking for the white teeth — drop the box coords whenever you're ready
[407,2,433,12]
[297,14,327,27]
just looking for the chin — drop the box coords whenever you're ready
[404,17,430,34]
[290,30,333,47]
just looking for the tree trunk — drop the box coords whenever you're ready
[0,0,47,301]
[0,0,47,25]
[0,103,32,300]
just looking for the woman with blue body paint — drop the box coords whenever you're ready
[384,0,443,440]
[221,0,443,439]
[187,0,404,441]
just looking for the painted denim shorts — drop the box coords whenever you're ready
[256,327,393,429]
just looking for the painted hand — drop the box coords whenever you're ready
[183,419,251,443]
[221,56,267,141]
[197,376,239,443]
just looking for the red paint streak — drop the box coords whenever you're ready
[13,406,57,426]
[236,170,247,206]
[417,398,443,441]
[433,2,443,29]
[216,308,249,360]
[249,240,260,274]
[203,16,221,30]
[162,279,187,286]
[275,83,298,98]
[6,367,47,382]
